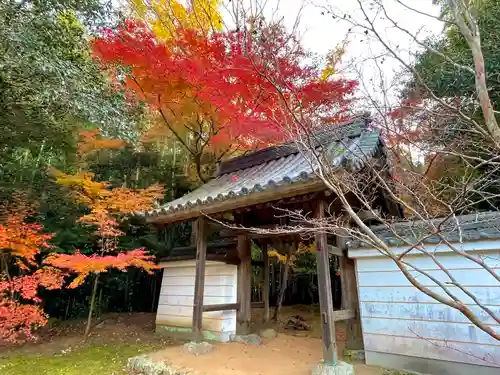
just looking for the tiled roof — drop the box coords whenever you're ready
[349,211,500,248]
[141,118,383,222]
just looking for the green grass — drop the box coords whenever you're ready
[0,343,160,375]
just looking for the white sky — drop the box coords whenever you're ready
[221,0,445,109]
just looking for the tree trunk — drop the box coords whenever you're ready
[262,244,270,323]
[273,244,293,321]
[65,296,71,320]
[84,273,99,338]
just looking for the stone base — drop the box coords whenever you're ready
[127,355,181,375]
[312,361,355,375]
[155,324,233,342]
[259,328,278,340]
[183,341,214,356]
[343,349,365,362]
[230,333,262,345]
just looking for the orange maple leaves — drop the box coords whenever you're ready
[0,211,54,268]
[45,130,164,289]
[45,249,156,288]
[51,169,163,236]
[44,170,163,287]
[77,129,126,159]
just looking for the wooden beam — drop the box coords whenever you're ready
[237,234,252,334]
[162,254,240,265]
[146,180,326,224]
[251,301,265,308]
[315,200,338,364]
[328,245,343,257]
[202,303,240,312]
[332,309,355,321]
[262,243,270,323]
[167,239,237,253]
[219,225,304,239]
[192,217,207,341]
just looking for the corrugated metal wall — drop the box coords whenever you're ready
[350,244,500,374]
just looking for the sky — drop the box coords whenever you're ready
[221,0,445,108]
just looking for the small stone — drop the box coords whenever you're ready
[286,315,311,331]
[311,361,354,375]
[183,341,214,356]
[127,355,171,375]
[343,349,365,361]
[95,321,105,329]
[259,328,277,340]
[229,333,262,345]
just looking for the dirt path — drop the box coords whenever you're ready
[149,335,383,375]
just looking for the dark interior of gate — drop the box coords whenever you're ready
[140,117,402,364]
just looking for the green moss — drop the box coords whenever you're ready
[382,370,416,375]
[0,343,162,375]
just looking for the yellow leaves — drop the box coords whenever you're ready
[320,41,348,81]
[104,184,164,214]
[53,169,163,215]
[51,167,163,238]
[267,242,317,265]
[320,65,336,81]
[131,0,223,40]
[57,10,84,34]
[50,169,109,205]
[267,249,288,263]
[298,241,316,253]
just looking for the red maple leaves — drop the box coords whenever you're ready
[0,205,63,343]
[92,19,357,150]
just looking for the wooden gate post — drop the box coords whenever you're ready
[192,217,207,341]
[338,230,364,350]
[237,234,252,334]
[315,200,338,364]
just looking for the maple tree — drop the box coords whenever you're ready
[92,17,357,181]
[45,131,164,336]
[0,199,64,343]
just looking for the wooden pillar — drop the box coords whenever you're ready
[315,200,337,364]
[338,232,364,350]
[192,217,207,341]
[237,234,252,334]
[262,243,270,323]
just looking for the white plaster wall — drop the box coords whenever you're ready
[349,241,500,371]
[156,260,237,342]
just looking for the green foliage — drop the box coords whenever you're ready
[408,0,500,108]
[0,1,141,164]
[404,0,500,211]
[0,0,193,322]
[0,343,162,375]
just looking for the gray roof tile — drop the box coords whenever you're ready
[349,211,500,248]
[142,119,383,219]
